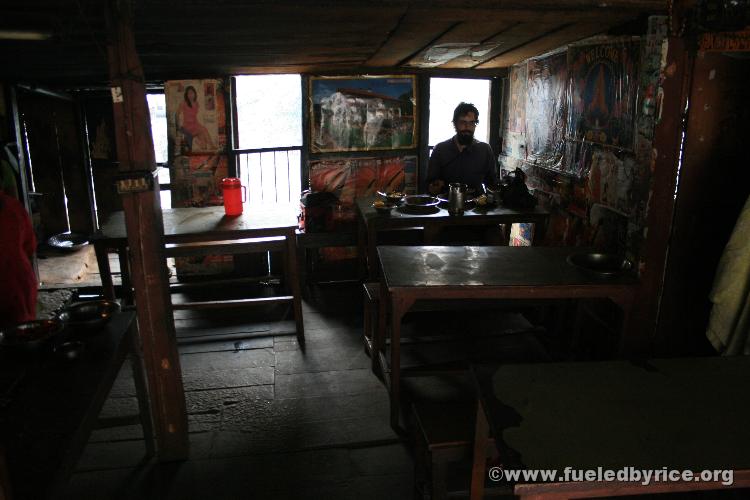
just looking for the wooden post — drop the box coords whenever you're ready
[105,0,189,461]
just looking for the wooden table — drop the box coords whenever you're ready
[0,311,154,500]
[93,205,304,343]
[357,197,549,278]
[469,357,750,499]
[375,246,638,429]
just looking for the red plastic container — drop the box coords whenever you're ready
[221,177,246,216]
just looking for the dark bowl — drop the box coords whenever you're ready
[0,319,64,349]
[567,253,632,277]
[372,201,396,215]
[47,231,89,252]
[403,195,440,207]
[58,300,120,330]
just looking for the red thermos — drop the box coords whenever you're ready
[221,177,246,216]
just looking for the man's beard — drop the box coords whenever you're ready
[456,131,473,146]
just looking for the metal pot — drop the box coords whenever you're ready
[448,183,467,215]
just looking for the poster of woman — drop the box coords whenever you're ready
[165,79,224,155]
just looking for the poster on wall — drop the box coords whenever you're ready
[507,64,527,135]
[170,154,228,208]
[525,52,567,169]
[165,79,226,155]
[309,76,416,153]
[567,41,640,149]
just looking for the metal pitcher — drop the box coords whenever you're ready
[448,183,467,215]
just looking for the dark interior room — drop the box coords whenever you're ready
[1,1,749,499]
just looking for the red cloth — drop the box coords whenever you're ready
[179,100,200,135]
[0,192,37,326]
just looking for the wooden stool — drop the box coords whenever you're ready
[413,401,498,500]
[362,282,379,363]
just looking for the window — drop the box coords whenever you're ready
[428,78,491,147]
[234,75,302,207]
[146,93,171,208]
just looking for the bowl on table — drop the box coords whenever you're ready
[372,200,396,215]
[566,252,632,278]
[57,300,120,331]
[0,319,65,351]
[378,191,406,205]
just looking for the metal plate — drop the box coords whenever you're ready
[47,232,89,251]
[403,195,440,207]
[567,252,632,277]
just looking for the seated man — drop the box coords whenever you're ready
[426,102,498,196]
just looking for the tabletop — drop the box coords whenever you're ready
[0,311,137,499]
[377,246,638,290]
[472,356,750,472]
[96,204,300,242]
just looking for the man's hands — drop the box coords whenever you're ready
[427,179,445,196]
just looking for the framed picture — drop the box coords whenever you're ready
[309,75,417,153]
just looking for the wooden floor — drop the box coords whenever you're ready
[63,282,413,500]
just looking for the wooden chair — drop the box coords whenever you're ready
[413,400,501,500]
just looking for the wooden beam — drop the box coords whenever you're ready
[105,0,189,461]
[474,20,618,68]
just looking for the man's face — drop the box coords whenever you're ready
[454,112,477,145]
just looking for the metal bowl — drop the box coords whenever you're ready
[47,231,89,252]
[403,195,440,207]
[567,253,632,277]
[378,191,405,205]
[0,319,64,349]
[58,300,120,330]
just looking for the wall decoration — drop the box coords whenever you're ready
[568,42,640,149]
[525,52,567,169]
[309,155,415,207]
[170,154,228,208]
[508,64,527,135]
[309,76,416,153]
[165,79,226,155]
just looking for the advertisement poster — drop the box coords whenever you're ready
[567,42,640,149]
[525,52,567,170]
[170,154,228,208]
[309,76,416,153]
[507,64,527,135]
[165,79,226,156]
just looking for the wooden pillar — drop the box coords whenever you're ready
[626,37,693,355]
[105,0,189,460]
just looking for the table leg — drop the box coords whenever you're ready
[285,229,305,345]
[389,294,415,430]
[357,214,368,280]
[117,245,134,306]
[367,226,378,280]
[373,282,388,374]
[532,217,548,246]
[94,241,116,300]
[470,398,490,500]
